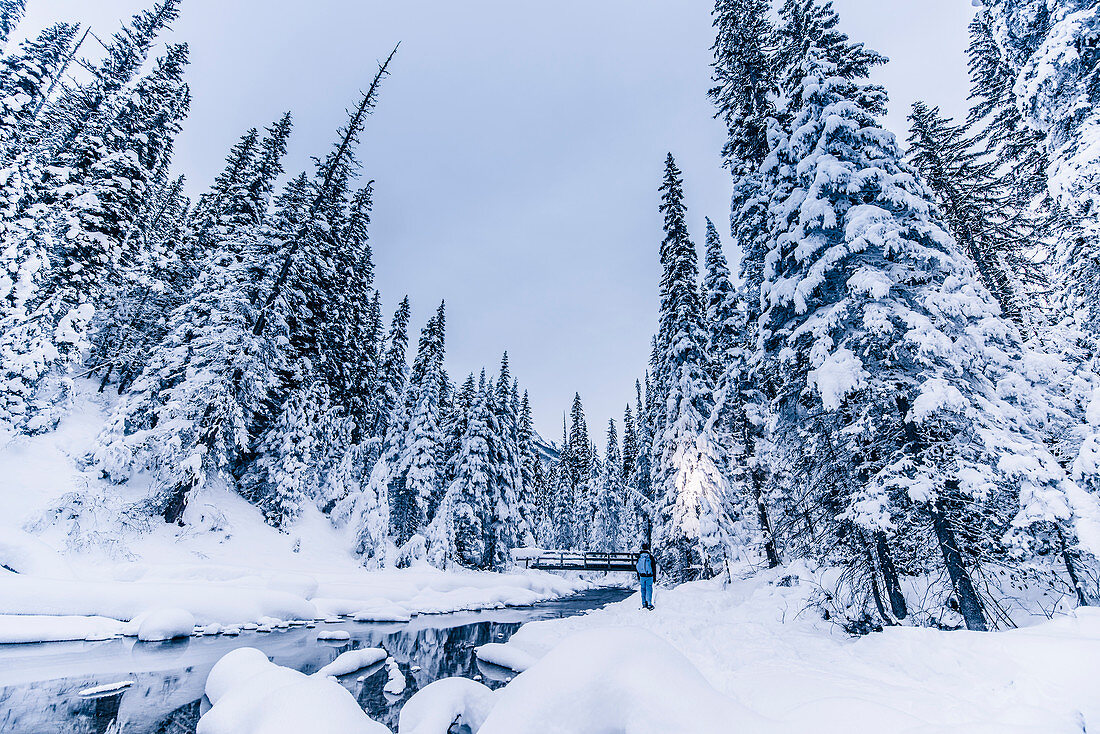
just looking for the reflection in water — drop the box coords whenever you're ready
[0,588,630,734]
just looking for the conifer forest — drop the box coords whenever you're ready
[0,1,1098,732]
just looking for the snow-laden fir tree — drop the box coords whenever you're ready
[592,418,627,552]
[649,154,738,582]
[425,370,493,569]
[906,101,1037,326]
[755,0,1100,628]
[0,22,79,160]
[388,303,446,550]
[0,0,25,49]
[566,392,593,547]
[974,0,1100,333]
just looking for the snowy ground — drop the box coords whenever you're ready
[193,562,1100,733]
[0,382,598,644]
[472,563,1100,733]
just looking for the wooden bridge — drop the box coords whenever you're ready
[519,550,638,572]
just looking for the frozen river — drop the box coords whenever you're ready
[0,587,632,733]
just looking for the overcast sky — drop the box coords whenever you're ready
[19,0,974,443]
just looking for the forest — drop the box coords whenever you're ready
[0,0,1098,640]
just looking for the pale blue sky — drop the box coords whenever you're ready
[18,0,974,442]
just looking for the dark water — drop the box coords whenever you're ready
[0,588,631,734]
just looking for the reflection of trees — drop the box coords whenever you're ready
[352,620,522,731]
[4,591,632,734]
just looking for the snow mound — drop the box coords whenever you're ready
[353,600,412,623]
[477,627,766,734]
[398,678,495,734]
[0,614,125,644]
[199,647,390,734]
[474,642,536,672]
[0,531,74,578]
[317,630,350,641]
[133,608,195,642]
[383,656,406,695]
[314,648,387,678]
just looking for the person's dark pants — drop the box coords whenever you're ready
[640,576,653,607]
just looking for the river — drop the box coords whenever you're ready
[0,587,631,733]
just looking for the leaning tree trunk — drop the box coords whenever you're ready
[875,531,908,621]
[1057,526,1090,607]
[929,490,987,631]
[896,395,985,630]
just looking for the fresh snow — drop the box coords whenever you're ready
[198,647,390,734]
[0,383,595,643]
[398,678,496,734]
[133,608,195,642]
[473,642,537,672]
[313,647,388,678]
[0,614,124,644]
[383,656,407,695]
[476,565,1100,733]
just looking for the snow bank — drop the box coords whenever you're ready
[474,642,536,672]
[133,608,195,641]
[353,599,412,623]
[0,531,74,578]
[0,573,316,624]
[478,627,764,734]
[398,678,495,734]
[313,648,387,678]
[199,647,390,734]
[0,381,596,643]
[485,567,1100,733]
[0,614,124,644]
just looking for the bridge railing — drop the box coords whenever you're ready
[517,549,638,572]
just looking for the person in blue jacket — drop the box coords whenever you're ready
[635,543,657,609]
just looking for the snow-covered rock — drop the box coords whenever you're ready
[474,642,536,673]
[398,678,495,734]
[317,630,350,642]
[353,600,412,623]
[313,648,387,678]
[383,656,406,695]
[198,647,390,734]
[135,608,195,642]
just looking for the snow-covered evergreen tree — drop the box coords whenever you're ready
[650,154,737,582]
[0,22,79,160]
[754,0,1099,628]
[426,371,493,569]
[389,304,446,550]
[592,418,626,552]
[0,0,25,50]
[906,101,1038,326]
[974,0,1100,333]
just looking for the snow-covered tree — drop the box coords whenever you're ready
[649,154,737,582]
[754,0,1099,628]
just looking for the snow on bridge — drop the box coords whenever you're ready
[515,549,638,572]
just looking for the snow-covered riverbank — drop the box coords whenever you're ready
[191,563,1100,733]
[0,388,601,644]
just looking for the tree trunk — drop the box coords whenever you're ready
[929,490,987,631]
[875,531,908,620]
[752,467,781,568]
[862,533,891,624]
[1057,526,1090,607]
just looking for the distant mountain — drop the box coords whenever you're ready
[532,431,560,464]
